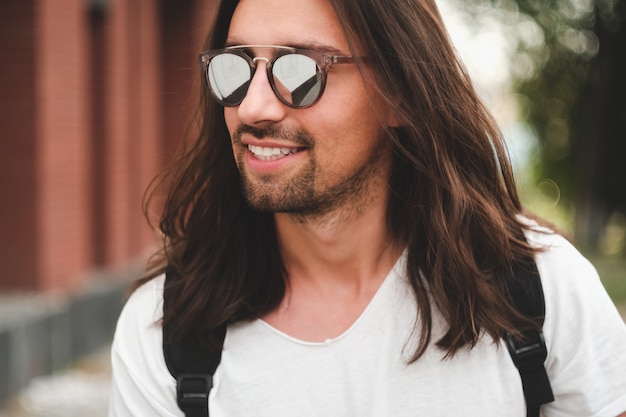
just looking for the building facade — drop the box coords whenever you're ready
[0,0,217,292]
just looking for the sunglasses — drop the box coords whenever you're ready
[199,45,365,109]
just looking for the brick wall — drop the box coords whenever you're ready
[36,0,92,290]
[0,0,40,290]
[0,0,217,292]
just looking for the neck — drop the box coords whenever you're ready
[274,192,403,292]
[264,196,403,342]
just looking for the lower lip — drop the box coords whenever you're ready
[244,149,306,174]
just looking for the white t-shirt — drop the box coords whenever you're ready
[109,231,626,416]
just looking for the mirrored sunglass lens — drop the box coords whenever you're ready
[272,54,322,107]
[207,53,251,105]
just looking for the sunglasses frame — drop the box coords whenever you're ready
[199,45,364,109]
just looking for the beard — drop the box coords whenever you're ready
[232,123,389,219]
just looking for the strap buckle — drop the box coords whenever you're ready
[505,330,548,370]
[177,374,213,410]
[506,330,555,412]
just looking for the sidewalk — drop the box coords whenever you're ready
[0,268,137,414]
[0,346,112,417]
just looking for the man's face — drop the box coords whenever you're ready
[223,0,396,218]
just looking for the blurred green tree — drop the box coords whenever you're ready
[450,0,626,251]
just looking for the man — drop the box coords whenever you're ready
[109,0,626,415]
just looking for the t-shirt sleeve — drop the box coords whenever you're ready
[531,232,626,417]
[108,275,182,417]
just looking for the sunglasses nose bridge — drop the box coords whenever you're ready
[250,56,272,79]
[247,55,277,95]
[237,55,284,111]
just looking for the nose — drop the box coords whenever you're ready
[237,58,287,126]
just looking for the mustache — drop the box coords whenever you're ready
[233,124,315,148]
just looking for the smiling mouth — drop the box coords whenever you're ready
[247,144,305,161]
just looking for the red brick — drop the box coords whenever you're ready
[0,0,218,292]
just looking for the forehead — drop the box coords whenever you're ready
[227,0,351,51]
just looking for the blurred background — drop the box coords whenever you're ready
[0,0,217,414]
[441,0,626,311]
[0,0,624,415]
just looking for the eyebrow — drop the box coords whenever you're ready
[224,40,346,55]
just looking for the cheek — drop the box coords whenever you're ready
[307,105,387,175]
[324,78,384,136]
[325,98,385,150]
[223,108,238,138]
[223,109,246,166]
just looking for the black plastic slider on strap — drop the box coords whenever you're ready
[177,374,213,417]
[505,246,555,417]
[163,269,226,417]
[506,330,554,417]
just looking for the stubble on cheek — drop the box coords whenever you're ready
[230,123,392,221]
[229,123,319,212]
[236,154,317,213]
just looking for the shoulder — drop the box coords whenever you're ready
[112,274,167,365]
[115,275,166,339]
[110,275,180,415]
[523,227,626,415]
[527,228,597,285]
[523,226,617,333]
[524,228,610,318]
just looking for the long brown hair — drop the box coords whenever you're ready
[138,0,546,359]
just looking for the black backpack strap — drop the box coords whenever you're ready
[162,269,227,417]
[506,257,555,417]
[161,260,552,416]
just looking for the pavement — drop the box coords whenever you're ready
[0,346,112,417]
[0,270,132,417]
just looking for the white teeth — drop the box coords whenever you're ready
[248,145,300,160]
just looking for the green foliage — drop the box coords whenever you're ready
[453,0,597,188]
[449,0,626,250]
[590,255,626,304]
[512,1,597,201]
